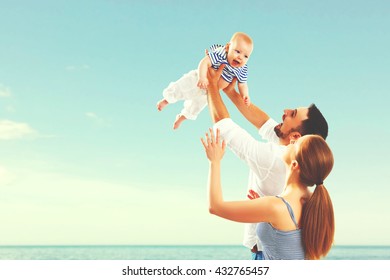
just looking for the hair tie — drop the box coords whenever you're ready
[316,181,323,186]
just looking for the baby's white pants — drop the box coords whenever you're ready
[162,69,207,120]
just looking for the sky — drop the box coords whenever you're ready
[0,0,389,246]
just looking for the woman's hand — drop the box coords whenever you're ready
[200,128,226,163]
[247,189,260,200]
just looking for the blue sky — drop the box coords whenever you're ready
[0,0,389,246]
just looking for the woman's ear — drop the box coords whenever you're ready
[291,160,299,171]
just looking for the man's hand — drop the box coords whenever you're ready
[207,64,226,89]
[223,77,237,95]
[205,63,230,123]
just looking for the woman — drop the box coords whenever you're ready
[201,128,334,260]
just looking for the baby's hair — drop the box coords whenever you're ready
[230,32,253,46]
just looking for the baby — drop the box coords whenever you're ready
[157,32,253,129]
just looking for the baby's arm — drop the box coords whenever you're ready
[238,82,250,106]
[197,56,212,89]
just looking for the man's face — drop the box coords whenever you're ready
[274,107,309,140]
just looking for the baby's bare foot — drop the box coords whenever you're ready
[173,114,187,130]
[157,99,169,111]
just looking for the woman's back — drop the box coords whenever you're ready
[256,196,305,260]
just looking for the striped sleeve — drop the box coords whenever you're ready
[208,44,227,68]
[234,65,248,83]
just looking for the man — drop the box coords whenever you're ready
[206,65,328,259]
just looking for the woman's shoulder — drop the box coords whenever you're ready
[259,196,286,212]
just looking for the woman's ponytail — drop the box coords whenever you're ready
[294,135,335,259]
[301,184,334,259]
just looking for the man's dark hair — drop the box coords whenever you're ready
[298,104,328,140]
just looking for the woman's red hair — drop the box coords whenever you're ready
[295,135,335,259]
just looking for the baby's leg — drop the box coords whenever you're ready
[173,114,187,130]
[163,70,200,101]
[174,94,207,129]
[158,70,200,112]
[156,99,169,111]
[156,80,177,112]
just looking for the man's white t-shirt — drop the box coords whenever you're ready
[214,118,287,249]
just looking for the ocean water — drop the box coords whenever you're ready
[0,245,389,260]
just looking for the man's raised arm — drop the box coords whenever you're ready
[206,65,230,124]
[223,79,270,130]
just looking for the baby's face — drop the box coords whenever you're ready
[226,39,253,68]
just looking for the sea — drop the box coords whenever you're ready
[0,245,389,260]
